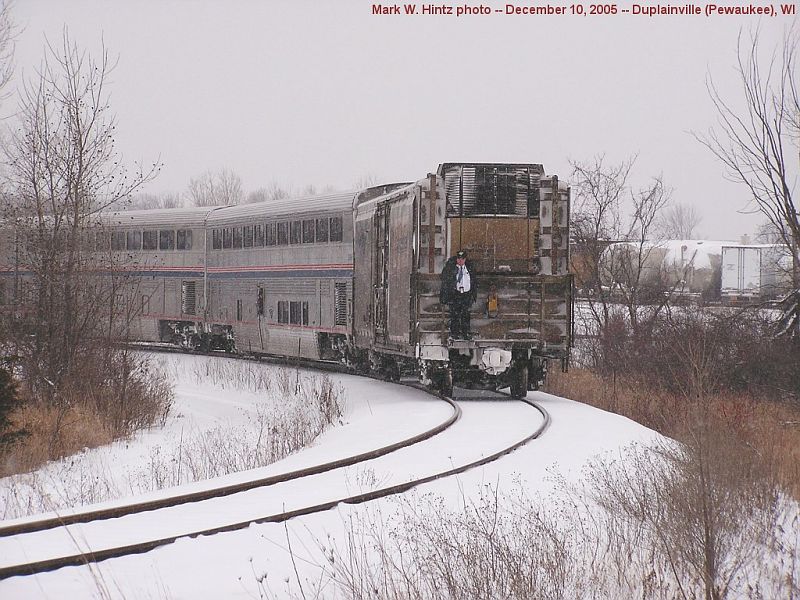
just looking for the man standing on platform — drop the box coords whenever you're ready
[439,250,478,340]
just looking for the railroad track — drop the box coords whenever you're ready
[0,355,550,581]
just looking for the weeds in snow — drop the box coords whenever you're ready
[133,377,344,490]
[305,435,800,600]
[0,359,345,519]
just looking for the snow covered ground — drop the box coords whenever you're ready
[0,353,660,599]
[0,353,456,520]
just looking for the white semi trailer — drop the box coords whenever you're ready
[721,244,790,302]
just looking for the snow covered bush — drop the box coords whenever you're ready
[576,435,799,600]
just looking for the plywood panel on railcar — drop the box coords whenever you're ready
[447,217,539,273]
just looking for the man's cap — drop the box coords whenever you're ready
[456,250,467,258]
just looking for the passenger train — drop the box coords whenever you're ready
[1,162,573,397]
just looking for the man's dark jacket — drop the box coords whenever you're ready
[439,256,478,305]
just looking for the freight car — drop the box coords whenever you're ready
[1,162,573,397]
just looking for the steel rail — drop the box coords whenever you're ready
[0,393,548,581]
[0,370,460,538]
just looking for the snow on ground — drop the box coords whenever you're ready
[0,353,451,521]
[0,354,660,599]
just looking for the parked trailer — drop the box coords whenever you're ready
[721,244,790,302]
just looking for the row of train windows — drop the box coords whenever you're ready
[110,229,193,252]
[211,216,343,250]
[276,300,309,326]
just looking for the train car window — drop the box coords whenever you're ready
[277,300,289,324]
[177,229,193,251]
[254,224,265,247]
[302,219,315,244]
[290,302,299,323]
[223,228,232,249]
[159,230,175,251]
[212,229,222,250]
[126,230,142,251]
[265,222,277,246]
[243,225,254,248]
[315,218,329,242]
[329,216,343,242]
[290,221,302,245]
[143,230,158,250]
[289,301,308,325]
[111,231,126,251]
[277,222,289,246]
[95,231,110,251]
[233,227,243,249]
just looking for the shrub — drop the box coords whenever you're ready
[0,357,26,449]
[0,351,173,477]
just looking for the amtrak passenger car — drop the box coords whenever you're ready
[102,193,355,359]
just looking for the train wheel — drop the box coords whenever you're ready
[510,365,528,399]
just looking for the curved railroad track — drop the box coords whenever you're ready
[0,393,460,538]
[0,357,550,581]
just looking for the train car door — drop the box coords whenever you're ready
[373,203,389,341]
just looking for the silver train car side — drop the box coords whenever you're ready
[101,193,355,359]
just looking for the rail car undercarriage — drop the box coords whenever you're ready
[159,320,235,353]
[156,320,547,398]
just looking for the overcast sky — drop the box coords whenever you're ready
[8,1,797,240]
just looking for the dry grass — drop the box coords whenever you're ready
[0,353,174,479]
[546,368,800,498]
[1,403,115,476]
[132,372,346,493]
[310,459,798,600]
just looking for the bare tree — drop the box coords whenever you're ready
[187,168,243,206]
[696,29,800,336]
[0,1,14,101]
[660,203,703,239]
[246,182,290,204]
[571,155,672,338]
[129,191,184,210]
[352,173,379,190]
[1,32,159,407]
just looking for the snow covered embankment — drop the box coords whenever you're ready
[0,354,347,520]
